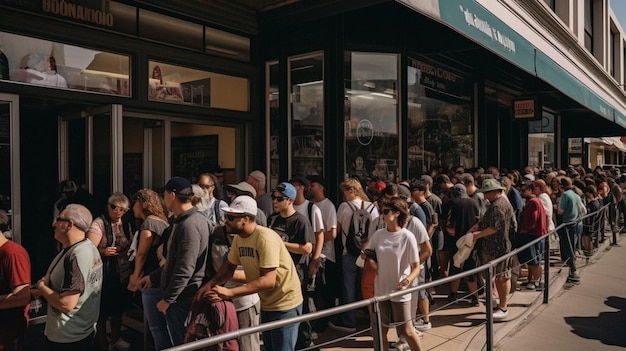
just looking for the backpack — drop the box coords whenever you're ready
[345,201,375,256]
[184,298,239,351]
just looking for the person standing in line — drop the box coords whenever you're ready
[329,178,379,333]
[86,193,133,351]
[421,175,443,281]
[0,209,31,351]
[225,181,268,226]
[472,179,516,319]
[247,170,273,218]
[556,177,582,283]
[196,195,303,351]
[517,182,547,290]
[364,196,423,351]
[33,204,103,351]
[198,173,228,224]
[306,175,338,333]
[127,189,170,349]
[267,182,316,350]
[138,177,210,347]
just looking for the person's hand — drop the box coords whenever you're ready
[397,278,410,291]
[36,275,49,290]
[137,275,152,291]
[308,258,320,277]
[194,280,217,301]
[157,299,170,314]
[128,273,139,291]
[211,285,234,301]
[30,286,41,299]
[103,246,118,257]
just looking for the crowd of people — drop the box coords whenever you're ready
[0,164,624,351]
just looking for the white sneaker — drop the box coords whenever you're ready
[414,319,432,331]
[493,307,508,320]
[109,337,130,351]
[391,340,409,351]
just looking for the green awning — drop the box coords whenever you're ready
[398,0,625,125]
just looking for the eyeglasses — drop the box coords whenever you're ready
[272,195,287,202]
[55,217,71,223]
[109,204,128,211]
[226,214,245,222]
[382,208,394,215]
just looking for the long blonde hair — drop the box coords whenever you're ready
[340,177,369,201]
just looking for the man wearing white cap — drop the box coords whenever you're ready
[196,195,303,351]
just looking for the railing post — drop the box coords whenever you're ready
[485,265,494,351]
[372,300,385,351]
[543,233,551,304]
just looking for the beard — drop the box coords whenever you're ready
[225,222,243,234]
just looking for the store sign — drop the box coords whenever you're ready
[568,138,583,153]
[513,98,541,120]
[409,58,464,98]
[0,0,130,31]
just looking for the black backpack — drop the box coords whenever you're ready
[345,201,375,256]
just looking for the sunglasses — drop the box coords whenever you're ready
[226,214,245,222]
[382,208,395,215]
[109,204,128,211]
[271,195,287,202]
[55,217,71,223]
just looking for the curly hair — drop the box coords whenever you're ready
[132,189,168,221]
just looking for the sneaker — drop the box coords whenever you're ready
[470,296,480,307]
[109,338,130,351]
[567,271,581,283]
[391,340,410,351]
[526,282,536,290]
[328,321,356,333]
[414,319,432,331]
[493,307,508,320]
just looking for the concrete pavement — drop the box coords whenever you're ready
[495,238,626,351]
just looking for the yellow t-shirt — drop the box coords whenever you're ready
[228,225,303,311]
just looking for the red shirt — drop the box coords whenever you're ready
[0,240,31,322]
[520,197,547,236]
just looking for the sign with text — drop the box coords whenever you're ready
[513,98,541,120]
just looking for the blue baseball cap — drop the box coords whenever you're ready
[276,182,297,201]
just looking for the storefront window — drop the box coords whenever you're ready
[148,61,249,111]
[528,111,555,168]
[267,61,280,190]
[345,52,399,182]
[0,31,130,96]
[290,53,324,176]
[407,57,473,176]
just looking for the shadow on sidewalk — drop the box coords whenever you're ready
[564,296,626,348]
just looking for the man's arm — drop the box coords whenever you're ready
[284,241,313,255]
[212,267,277,301]
[35,276,80,314]
[473,227,497,241]
[195,260,237,300]
[0,284,30,309]
[418,240,432,265]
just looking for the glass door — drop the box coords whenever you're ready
[60,105,122,208]
[0,94,20,243]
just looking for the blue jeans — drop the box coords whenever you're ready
[142,288,190,349]
[558,223,578,272]
[260,303,302,351]
[339,253,359,327]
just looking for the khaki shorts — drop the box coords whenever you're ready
[481,251,512,280]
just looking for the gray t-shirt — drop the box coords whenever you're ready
[45,239,103,343]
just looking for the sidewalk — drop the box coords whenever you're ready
[495,236,626,351]
[314,231,621,351]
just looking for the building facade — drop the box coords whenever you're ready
[1,0,626,279]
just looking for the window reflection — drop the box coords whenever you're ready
[0,31,130,96]
[345,52,399,182]
[290,53,324,176]
[407,57,473,176]
[148,61,249,111]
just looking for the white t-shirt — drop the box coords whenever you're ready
[366,228,419,302]
[294,200,325,234]
[337,199,379,255]
[314,198,338,262]
[537,193,556,232]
